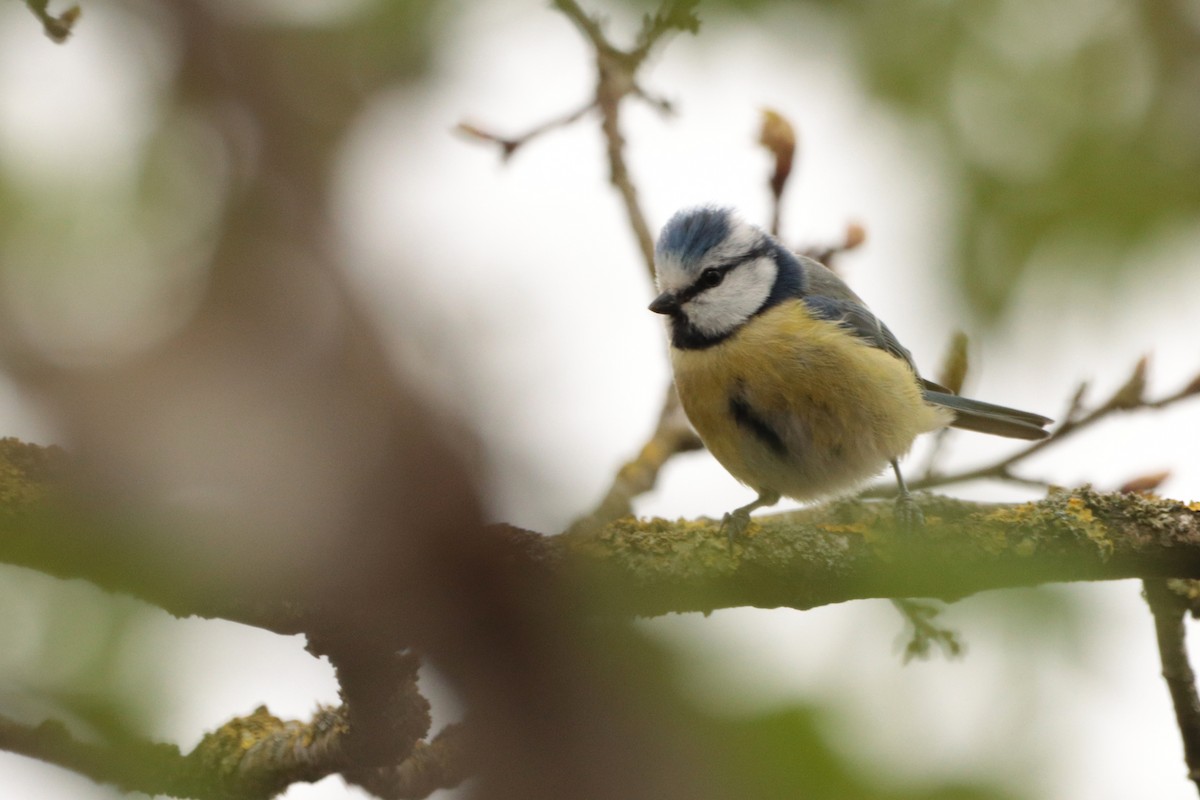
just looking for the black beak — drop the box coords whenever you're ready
[649,292,679,315]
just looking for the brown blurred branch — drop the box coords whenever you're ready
[9,441,1200,793]
[1144,580,1200,796]
[463,0,699,278]
[354,723,469,800]
[0,704,463,800]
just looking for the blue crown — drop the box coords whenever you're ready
[655,206,733,269]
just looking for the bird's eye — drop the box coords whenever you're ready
[699,268,725,289]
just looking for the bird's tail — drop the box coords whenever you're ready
[921,386,1052,441]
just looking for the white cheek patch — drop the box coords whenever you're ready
[683,256,777,337]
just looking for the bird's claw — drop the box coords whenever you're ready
[720,509,751,550]
[894,493,924,533]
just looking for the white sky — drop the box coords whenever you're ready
[1,1,1199,798]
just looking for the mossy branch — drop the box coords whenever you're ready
[0,705,464,800]
[544,487,1200,618]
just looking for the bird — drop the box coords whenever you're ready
[648,206,1051,537]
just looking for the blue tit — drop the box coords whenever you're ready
[649,206,1051,534]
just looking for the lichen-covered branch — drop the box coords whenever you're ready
[0,704,462,800]
[548,487,1200,618]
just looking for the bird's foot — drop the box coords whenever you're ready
[720,509,752,550]
[893,492,924,533]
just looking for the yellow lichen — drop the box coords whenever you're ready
[1064,496,1115,558]
[816,523,868,536]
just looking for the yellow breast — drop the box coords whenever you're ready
[670,300,952,500]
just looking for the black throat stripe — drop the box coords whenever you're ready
[729,394,787,457]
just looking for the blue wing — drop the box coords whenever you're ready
[801,294,919,374]
[794,257,1051,440]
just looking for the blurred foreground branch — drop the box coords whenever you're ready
[6,441,1199,628]
[0,705,465,800]
[5,457,1200,795]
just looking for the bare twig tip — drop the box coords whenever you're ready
[937,331,970,396]
[25,0,80,42]
[1119,471,1171,495]
[843,221,867,250]
[1106,354,1150,410]
[758,108,797,198]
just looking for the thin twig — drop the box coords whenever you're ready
[798,221,866,273]
[891,598,962,662]
[565,384,702,534]
[552,0,687,276]
[628,0,701,64]
[918,331,970,480]
[1145,579,1200,795]
[463,0,698,278]
[759,109,796,238]
[869,359,1200,497]
[456,101,597,161]
[459,2,703,522]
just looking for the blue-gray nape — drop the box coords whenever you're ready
[656,206,733,269]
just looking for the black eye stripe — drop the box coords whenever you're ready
[677,265,733,303]
[677,243,772,303]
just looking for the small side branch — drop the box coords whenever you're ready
[758,109,796,238]
[456,102,596,161]
[463,0,698,278]
[22,0,80,42]
[0,704,459,800]
[870,357,1200,497]
[1145,580,1200,795]
[354,723,469,800]
[553,0,695,276]
[566,384,702,535]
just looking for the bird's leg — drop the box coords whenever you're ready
[891,459,923,533]
[888,460,959,657]
[721,489,781,548]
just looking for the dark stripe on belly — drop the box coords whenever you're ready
[729,395,787,457]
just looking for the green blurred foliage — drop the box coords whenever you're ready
[626,0,1200,319]
[708,707,1010,800]
[584,616,1017,800]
